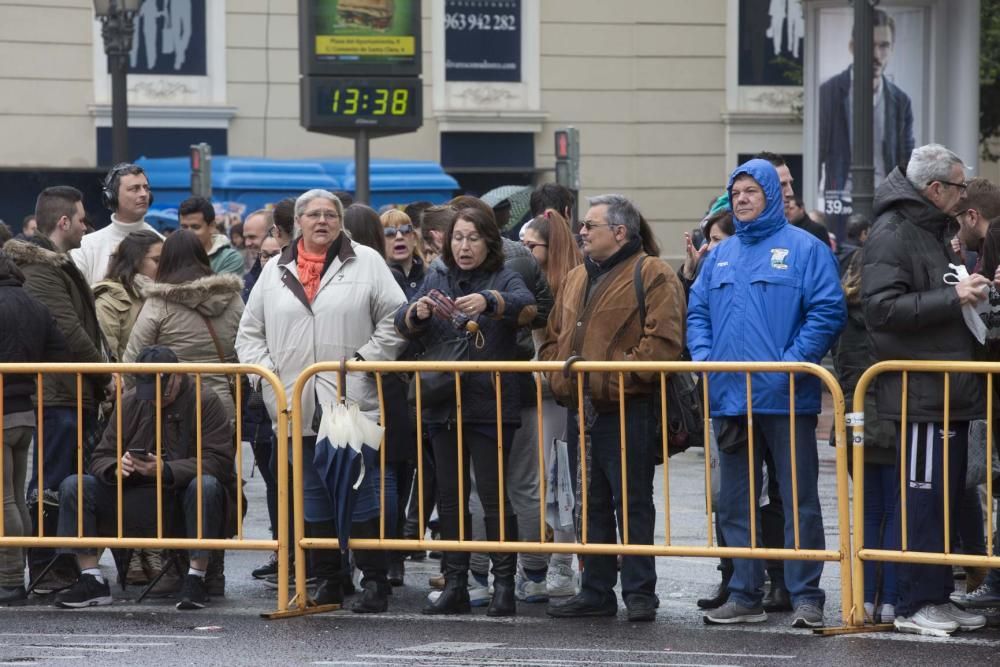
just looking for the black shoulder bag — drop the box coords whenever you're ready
[633,256,705,460]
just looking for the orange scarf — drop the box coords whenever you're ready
[296,239,326,303]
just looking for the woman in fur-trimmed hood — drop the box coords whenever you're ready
[124,230,244,422]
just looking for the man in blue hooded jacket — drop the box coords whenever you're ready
[687,158,846,628]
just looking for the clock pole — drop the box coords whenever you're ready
[355,127,370,205]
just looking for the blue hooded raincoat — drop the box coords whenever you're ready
[686,159,846,416]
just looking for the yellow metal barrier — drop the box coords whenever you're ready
[850,360,1000,628]
[287,360,855,625]
[0,363,291,616]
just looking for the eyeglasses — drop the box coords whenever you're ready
[452,233,483,246]
[383,224,415,237]
[523,241,548,251]
[938,180,968,191]
[579,220,618,232]
[260,249,280,261]
[302,210,340,221]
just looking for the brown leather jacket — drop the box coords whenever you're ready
[89,378,239,536]
[539,250,686,411]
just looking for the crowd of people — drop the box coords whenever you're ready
[0,146,997,636]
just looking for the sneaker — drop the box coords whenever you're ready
[468,579,492,607]
[55,574,112,609]
[126,551,148,585]
[894,604,960,637]
[176,574,209,610]
[877,603,896,624]
[864,601,875,621]
[515,570,549,603]
[791,602,824,628]
[703,600,767,625]
[252,553,279,579]
[263,573,314,589]
[546,563,578,598]
[145,568,183,598]
[30,562,78,595]
[938,603,986,631]
[957,583,1000,609]
[141,549,165,581]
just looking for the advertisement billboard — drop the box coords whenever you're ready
[300,0,422,76]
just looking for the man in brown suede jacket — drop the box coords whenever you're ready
[540,194,685,622]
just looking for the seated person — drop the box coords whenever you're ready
[53,345,236,610]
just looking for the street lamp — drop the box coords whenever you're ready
[93,0,141,166]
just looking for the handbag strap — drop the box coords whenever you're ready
[198,313,228,364]
[634,255,648,328]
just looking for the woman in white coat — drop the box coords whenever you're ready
[235,189,406,613]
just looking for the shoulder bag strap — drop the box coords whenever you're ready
[634,254,648,328]
[198,313,228,364]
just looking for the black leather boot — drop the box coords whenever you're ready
[486,515,517,617]
[351,580,390,613]
[422,553,470,615]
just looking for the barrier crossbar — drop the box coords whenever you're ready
[289,360,855,624]
[850,360,1000,628]
[0,363,291,615]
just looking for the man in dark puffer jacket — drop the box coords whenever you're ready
[862,143,990,636]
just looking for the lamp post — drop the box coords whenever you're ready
[93,0,141,166]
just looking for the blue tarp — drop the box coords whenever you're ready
[135,156,459,228]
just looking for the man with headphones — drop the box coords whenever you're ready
[72,163,163,285]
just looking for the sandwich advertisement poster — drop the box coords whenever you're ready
[312,0,418,66]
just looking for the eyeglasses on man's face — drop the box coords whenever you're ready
[384,224,415,237]
[260,249,281,261]
[938,180,968,191]
[579,220,618,232]
[302,209,341,221]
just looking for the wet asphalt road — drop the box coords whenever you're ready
[3,423,1000,666]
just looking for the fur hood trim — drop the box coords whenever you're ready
[3,239,68,268]
[145,273,242,302]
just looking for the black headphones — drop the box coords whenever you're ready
[101,163,153,211]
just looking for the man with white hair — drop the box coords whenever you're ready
[862,143,990,636]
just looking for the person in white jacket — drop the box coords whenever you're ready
[235,188,406,614]
[73,163,163,285]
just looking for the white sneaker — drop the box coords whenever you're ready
[877,603,895,624]
[864,602,875,621]
[515,572,549,603]
[938,603,986,631]
[468,578,492,607]
[894,604,960,637]
[546,563,578,598]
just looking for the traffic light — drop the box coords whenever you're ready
[554,127,580,190]
[190,143,212,198]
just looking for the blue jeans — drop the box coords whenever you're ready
[56,473,225,560]
[717,414,825,609]
[863,462,898,605]
[567,398,657,603]
[27,407,100,497]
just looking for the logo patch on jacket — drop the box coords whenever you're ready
[770,248,790,270]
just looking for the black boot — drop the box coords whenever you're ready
[486,515,517,617]
[306,520,343,606]
[351,580,390,613]
[352,518,392,605]
[422,553,471,615]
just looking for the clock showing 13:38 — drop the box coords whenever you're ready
[331,86,412,116]
[305,76,423,132]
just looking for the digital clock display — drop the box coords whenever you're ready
[321,85,415,117]
[302,76,423,134]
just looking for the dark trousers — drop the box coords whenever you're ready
[251,433,278,540]
[56,473,225,560]
[567,399,657,603]
[28,408,101,497]
[893,421,968,617]
[430,425,514,569]
[403,443,437,538]
[863,462,898,605]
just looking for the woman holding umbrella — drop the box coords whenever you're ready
[235,189,407,614]
[395,206,536,617]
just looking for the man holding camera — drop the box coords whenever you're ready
[53,345,236,610]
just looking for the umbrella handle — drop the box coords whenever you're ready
[338,357,348,403]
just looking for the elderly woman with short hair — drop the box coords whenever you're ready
[235,189,407,613]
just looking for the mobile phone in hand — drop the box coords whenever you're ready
[127,448,150,460]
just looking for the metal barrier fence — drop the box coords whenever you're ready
[0,363,292,615]
[289,360,855,624]
[851,360,1000,628]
